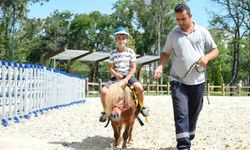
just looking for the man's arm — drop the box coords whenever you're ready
[197,48,219,67]
[153,52,171,79]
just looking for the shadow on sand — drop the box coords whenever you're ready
[50,135,176,150]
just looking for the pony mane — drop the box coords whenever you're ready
[105,82,131,116]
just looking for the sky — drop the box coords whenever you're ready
[28,0,219,27]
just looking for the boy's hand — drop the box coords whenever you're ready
[116,74,123,80]
[122,78,128,84]
[118,79,128,89]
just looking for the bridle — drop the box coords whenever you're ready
[111,98,130,113]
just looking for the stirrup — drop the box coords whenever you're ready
[99,112,108,122]
[141,107,149,117]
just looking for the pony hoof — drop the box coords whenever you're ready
[122,145,127,149]
[128,139,134,144]
[113,138,120,147]
[106,142,114,150]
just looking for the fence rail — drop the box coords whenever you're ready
[86,81,250,97]
[0,61,85,126]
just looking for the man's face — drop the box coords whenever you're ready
[115,34,129,48]
[175,10,192,31]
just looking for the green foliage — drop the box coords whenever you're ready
[239,35,250,82]
[208,0,250,85]
[42,10,73,51]
[208,28,230,84]
[68,11,115,52]
[0,0,49,61]
[112,0,184,55]
[0,0,249,86]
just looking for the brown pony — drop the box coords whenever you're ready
[104,82,136,149]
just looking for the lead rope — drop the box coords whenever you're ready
[169,61,210,105]
[195,65,210,105]
[168,62,196,81]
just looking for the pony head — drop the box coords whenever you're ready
[104,83,130,121]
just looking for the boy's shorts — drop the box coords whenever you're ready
[110,76,138,86]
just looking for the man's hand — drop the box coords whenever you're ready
[197,56,209,67]
[153,67,163,80]
[197,48,219,67]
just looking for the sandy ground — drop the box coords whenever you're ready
[0,96,250,150]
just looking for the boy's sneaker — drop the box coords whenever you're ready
[141,107,149,117]
[99,112,108,122]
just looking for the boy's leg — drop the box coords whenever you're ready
[100,86,108,109]
[99,86,108,122]
[99,77,117,122]
[131,80,149,117]
[133,82,144,105]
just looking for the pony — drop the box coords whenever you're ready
[104,82,136,149]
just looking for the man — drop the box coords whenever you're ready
[153,4,219,150]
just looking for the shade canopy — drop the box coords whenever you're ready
[137,55,160,65]
[50,49,89,60]
[77,52,110,62]
[47,49,159,65]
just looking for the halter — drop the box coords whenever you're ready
[111,98,130,112]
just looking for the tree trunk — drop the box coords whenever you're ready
[229,31,241,96]
[90,62,99,82]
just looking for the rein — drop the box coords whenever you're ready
[168,60,210,104]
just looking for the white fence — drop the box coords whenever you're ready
[0,61,85,127]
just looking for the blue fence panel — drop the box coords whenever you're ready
[0,61,85,127]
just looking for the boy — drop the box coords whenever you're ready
[99,26,149,122]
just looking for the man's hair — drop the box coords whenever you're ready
[174,4,191,16]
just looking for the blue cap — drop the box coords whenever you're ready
[113,26,130,37]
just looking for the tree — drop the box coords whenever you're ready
[0,0,27,61]
[68,11,115,51]
[111,0,184,84]
[112,0,183,55]
[239,35,250,87]
[0,0,49,61]
[208,28,230,85]
[209,0,250,86]
[68,11,116,81]
[14,18,43,63]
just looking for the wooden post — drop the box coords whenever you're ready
[167,83,170,95]
[85,78,89,97]
[207,83,210,96]
[238,85,241,96]
[98,79,102,96]
[136,65,143,82]
[222,83,225,96]
[147,82,149,95]
[156,82,159,95]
